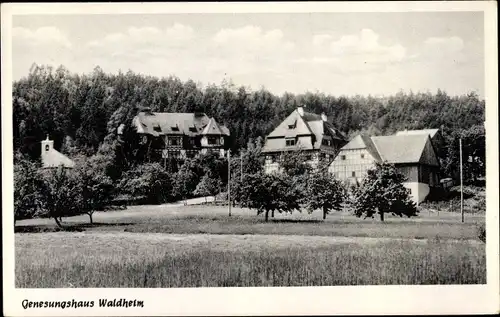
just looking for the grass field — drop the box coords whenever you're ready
[16,205,484,240]
[15,205,486,287]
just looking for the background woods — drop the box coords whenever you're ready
[14,65,485,168]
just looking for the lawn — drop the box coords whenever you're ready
[15,205,485,241]
[16,232,485,287]
[14,205,486,287]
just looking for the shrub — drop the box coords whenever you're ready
[13,154,45,223]
[477,223,486,243]
[119,163,173,204]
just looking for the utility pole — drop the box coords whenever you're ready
[460,137,464,223]
[228,149,231,217]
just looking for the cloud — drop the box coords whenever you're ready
[212,25,295,55]
[330,29,406,63]
[295,29,407,74]
[205,26,296,77]
[86,23,196,58]
[312,34,333,47]
[12,26,72,48]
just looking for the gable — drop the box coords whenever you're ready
[267,110,312,138]
[419,137,440,167]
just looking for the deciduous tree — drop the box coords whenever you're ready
[237,172,301,221]
[39,166,81,228]
[72,155,114,224]
[13,153,45,224]
[351,162,418,222]
[305,170,346,220]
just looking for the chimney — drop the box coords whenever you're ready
[297,106,304,116]
[321,112,328,122]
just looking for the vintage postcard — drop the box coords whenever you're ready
[2,1,498,316]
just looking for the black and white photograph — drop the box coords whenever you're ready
[2,2,498,316]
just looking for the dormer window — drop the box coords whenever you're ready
[189,126,197,133]
[288,120,297,129]
[171,126,179,132]
[153,124,161,132]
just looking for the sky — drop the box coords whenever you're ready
[11,12,484,97]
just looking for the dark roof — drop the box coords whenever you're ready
[133,112,229,137]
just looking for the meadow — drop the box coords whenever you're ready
[15,205,486,287]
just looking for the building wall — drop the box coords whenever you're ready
[395,165,419,183]
[329,148,376,183]
[296,135,314,149]
[200,135,225,147]
[403,182,430,205]
[263,151,321,174]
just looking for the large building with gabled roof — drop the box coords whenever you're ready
[262,106,347,173]
[119,108,230,160]
[329,133,440,204]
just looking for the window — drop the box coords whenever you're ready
[189,127,197,133]
[171,126,179,132]
[45,144,50,151]
[286,139,296,146]
[361,154,365,159]
[208,137,218,145]
[153,125,161,132]
[288,120,296,129]
[322,139,331,146]
[189,138,196,146]
[341,155,346,160]
[169,137,180,146]
[352,171,356,177]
